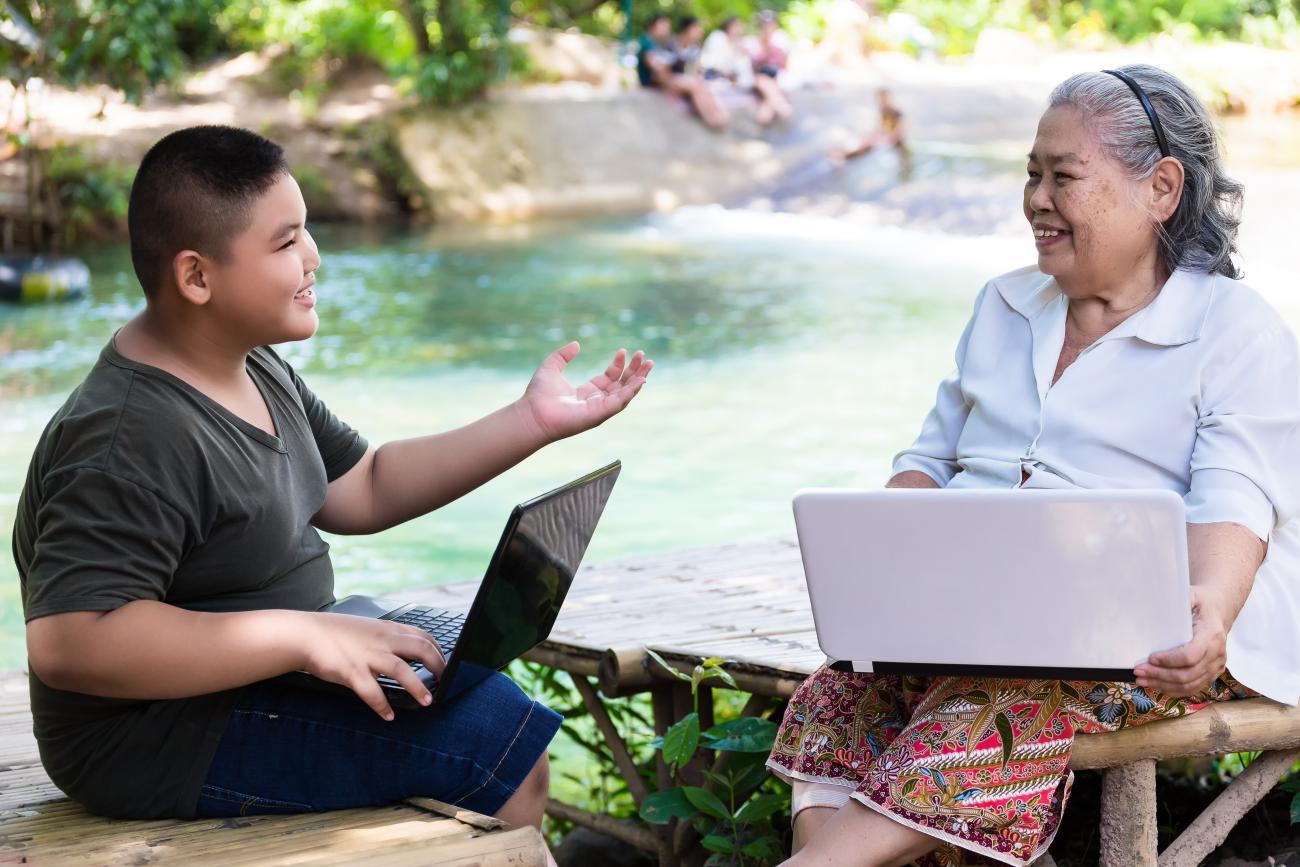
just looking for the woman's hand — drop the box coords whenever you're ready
[302,613,446,720]
[1133,586,1228,697]
[516,342,653,444]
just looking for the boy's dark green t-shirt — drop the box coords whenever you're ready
[13,340,368,819]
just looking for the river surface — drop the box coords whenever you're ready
[2,133,1297,670]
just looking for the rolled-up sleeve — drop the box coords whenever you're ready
[891,286,984,486]
[1185,324,1300,540]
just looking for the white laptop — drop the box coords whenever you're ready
[792,488,1193,680]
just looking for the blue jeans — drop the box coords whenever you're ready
[194,672,562,818]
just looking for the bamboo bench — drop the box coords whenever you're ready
[0,671,549,866]
[413,535,1300,867]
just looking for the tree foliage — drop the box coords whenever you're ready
[2,0,1298,106]
[1,0,226,101]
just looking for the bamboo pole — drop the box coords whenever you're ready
[545,799,658,852]
[1073,699,1300,770]
[1099,760,1157,867]
[570,675,651,807]
[1158,748,1300,867]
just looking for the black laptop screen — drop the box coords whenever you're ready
[439,463,620,701]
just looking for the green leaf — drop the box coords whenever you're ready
[702,717,780,752]
[901,777,920,798]
[703,666,740,690]
[728,758,770,792]
[663,713,700,769]
[702,769,732,790]
[995,712,1015,768]
[1291,790,1300,826]
[741,835,784,859]
[640,788,696,825]
[683,785,732,821]
[701,833,738,854]
[646,649,692,683]
[735,792,787,824]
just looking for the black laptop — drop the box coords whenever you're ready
[281,461,620,707]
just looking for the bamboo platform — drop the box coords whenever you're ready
[410,534,1300,867]
[5,537,1299,866]
[407,535,822,697]
[0,673,548,865]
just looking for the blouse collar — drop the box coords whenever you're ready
[994,266,1216,347]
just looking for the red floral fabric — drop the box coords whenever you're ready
[768,666,1250,865]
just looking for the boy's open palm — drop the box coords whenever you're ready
[303,613,446,720]
[519,342,653,442]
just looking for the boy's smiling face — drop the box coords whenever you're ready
[199,171,321,347]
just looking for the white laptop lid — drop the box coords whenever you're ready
[792,488,1192,679]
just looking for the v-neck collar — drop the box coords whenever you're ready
[104,336,287,453]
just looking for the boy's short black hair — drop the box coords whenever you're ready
[676,15,699,31]
[128,125,289,298]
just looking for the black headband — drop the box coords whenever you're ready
[1103,69,1171,158]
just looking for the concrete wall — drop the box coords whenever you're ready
[393,90,794,223]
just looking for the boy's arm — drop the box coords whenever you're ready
[313,342,651,535]
[27,601,445,720]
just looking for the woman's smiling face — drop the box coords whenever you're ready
[1024,104,1162,295]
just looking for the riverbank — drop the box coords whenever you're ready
[13,36,1298,239]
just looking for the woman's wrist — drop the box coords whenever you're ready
[1191,585,1234,634]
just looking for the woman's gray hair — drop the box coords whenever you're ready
[1049,64,1243,279]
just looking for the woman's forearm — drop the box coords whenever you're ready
[886,470,941,489]
[1186,521,1265,629]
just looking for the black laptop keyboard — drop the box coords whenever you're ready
[391,606,466,664]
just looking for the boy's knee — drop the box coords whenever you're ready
[524,752,550,798]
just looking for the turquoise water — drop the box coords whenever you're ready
[0,211,1023,668]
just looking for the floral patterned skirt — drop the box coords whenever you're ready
[767,666,1250,866]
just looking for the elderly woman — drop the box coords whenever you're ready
[767,64,1300,867]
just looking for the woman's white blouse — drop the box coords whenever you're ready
[893,265,1300,704]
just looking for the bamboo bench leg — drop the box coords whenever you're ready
[1099,759,1158,867]
[1158,748,1300,867]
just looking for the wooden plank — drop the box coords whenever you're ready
[0,670,549,865]
[2,799,548,865]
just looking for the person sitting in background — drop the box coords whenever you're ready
[748,10,792,80]
[636,13,677,88]
[701,16,793,126]
[827,87,910,172]
[671,16,705,75]
[637,13,729,130]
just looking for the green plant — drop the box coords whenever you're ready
[218,0,417,99]
[41,144,135,246]
[639,651,788,866]
[508,660,652,827]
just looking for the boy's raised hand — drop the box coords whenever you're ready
[517,342,653,444]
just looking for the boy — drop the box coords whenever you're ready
[13,127,652,841]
